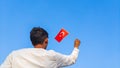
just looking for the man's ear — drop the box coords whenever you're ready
[44,38,48,44]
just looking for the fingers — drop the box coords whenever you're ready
[74,39,80,48]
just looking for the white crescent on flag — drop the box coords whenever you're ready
[59,31,65,37]
[61,31,65,36]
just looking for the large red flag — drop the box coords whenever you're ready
[55,28,69,42]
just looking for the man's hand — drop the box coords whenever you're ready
[74,39,80,49]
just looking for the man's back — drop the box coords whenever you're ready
[0,48,79,68]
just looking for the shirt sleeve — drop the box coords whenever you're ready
[0,52,13,68]
[54,48,79,67]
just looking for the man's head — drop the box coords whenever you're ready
[30,27,48,49]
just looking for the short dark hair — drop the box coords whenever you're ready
[30,27,48,46]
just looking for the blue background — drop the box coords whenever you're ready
[0,0,120,68]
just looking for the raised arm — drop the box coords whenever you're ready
[54,39,81,67]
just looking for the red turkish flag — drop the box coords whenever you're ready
[55,28,69,42]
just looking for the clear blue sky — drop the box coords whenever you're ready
[0,0,120,68]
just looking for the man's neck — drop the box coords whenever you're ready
[34,44,44,49]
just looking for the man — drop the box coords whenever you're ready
[0,27,81,68]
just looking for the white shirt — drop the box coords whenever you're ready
[0,48,79,68]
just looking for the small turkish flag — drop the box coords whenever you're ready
[55,28,69,42]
